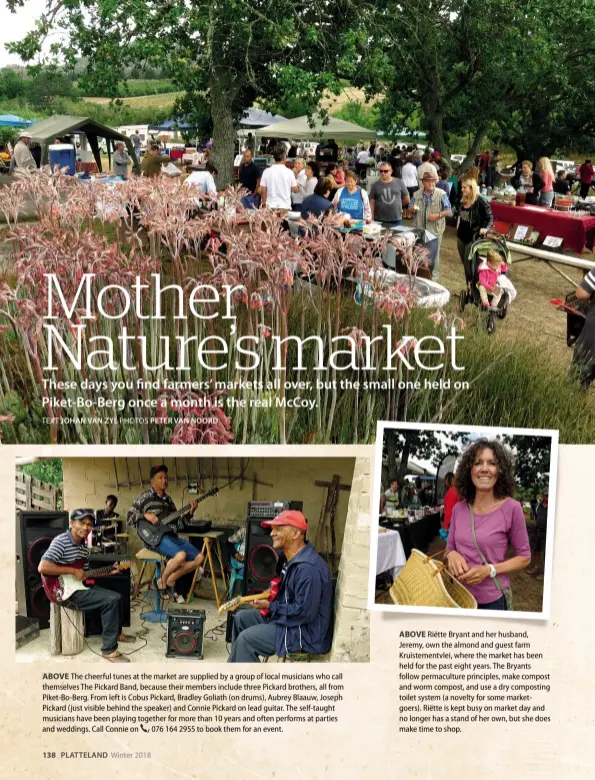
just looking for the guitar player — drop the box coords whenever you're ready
[227,510,333,663]
[126,464,205,599]
[38,509,136,663]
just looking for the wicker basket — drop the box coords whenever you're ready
[389,548,477,609]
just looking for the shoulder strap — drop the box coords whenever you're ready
[468,504,508,598]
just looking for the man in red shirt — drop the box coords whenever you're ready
[579,159,594,199]
[442,472,460,531]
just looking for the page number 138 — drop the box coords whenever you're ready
[43,753,56,759]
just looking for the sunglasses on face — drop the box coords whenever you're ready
[379,169,391,173]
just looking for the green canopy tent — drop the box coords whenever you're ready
[255,114,377,140]
[26,115,140,174]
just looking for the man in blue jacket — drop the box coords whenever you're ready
[227,510,332,662]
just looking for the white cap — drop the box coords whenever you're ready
[19,131,32,139]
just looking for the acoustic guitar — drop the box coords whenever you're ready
[41,560,132,605]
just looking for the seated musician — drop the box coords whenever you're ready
[228,511,333,663]
[127,464,205,597]
[38,509,136,663]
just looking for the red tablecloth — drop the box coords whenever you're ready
[491,201,595,254]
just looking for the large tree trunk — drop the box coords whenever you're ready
[427,111,448,157]
[209,73,237,188]
[459,122,489,174]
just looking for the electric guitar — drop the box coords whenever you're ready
[41,560,131,605]
[218,576,282,615]
[135,487,219,549]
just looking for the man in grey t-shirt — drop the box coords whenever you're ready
[369,163,411,225]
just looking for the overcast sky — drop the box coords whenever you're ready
[1,0,55,66]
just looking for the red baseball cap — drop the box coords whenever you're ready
[261,510,308,531]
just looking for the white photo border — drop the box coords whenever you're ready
[368,420,559,621]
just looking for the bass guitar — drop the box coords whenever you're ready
[136,487,219,549]
[41,560,131,605]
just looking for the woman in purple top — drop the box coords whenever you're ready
[446,439,531,610]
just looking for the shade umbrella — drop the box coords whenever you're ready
[0,114,33,128]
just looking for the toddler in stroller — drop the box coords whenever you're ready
[478,249,508,309]
[459,233,515,334]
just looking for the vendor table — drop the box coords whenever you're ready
[491,200,595,254]
[392,511,442,558]
[376,528,407,579]
[76,160,99,174]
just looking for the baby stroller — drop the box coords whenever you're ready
[459,231,513,335]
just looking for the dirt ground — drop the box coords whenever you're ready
[428,223,586,366]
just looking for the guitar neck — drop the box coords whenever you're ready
[161,489,217,526]
[84,565,118,578]
[239,589,271,606]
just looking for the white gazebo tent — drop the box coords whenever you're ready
[255,114,376,140]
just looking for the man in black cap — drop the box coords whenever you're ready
[127,465,204,595]
[38,508,135,663]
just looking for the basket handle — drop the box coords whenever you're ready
[422,548,458,581]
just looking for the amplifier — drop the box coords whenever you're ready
[166,605,206,659]
[247,500,303,519]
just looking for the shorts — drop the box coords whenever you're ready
[531,527,547,554]
[157,534,201,561]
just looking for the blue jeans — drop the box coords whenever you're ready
[539,190,554,208]
[157,534,201,561]
[478,594,507,611]
[67,587,123,654]
[227,610,277,663]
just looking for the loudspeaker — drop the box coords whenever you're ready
[243,502,303,596]
[18,511,69,629]
[166,605,206,659]
[83,560,131,637]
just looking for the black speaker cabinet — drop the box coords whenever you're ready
[166,605,206,659]
[18,510,69,629]
[243,519,279,596]
[83,560,131,637]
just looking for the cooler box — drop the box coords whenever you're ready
[48,143,76,175]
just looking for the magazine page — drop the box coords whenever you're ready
[1,0,595,776]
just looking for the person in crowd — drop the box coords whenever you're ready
[437,169,452,197]
[553,169,571,195]
[578,159,594,199]
[0,144,10,164]
[130,129,142,158]
[369,161,410,227]
[511,161,544,205]
[401,155,419,199]
[416,152,438,181]
[380,477,400,515]
[456,177,493,286]
[325,163,340,193]
[304,160,320,197]
[113,141,132,179]
[12,131,37,171]
[184,164,218,207]
[487,150,500,188]
[442,472,460,532]
[412,149,423,168]
[239,148,261,208]
[291,158,308,206]
[332,169,372,222]
[288,141,298,158]
[478,248,508,309]
[526,489,548,580]
[537,157,555,207]
[409,170,452,279]
[96,495,120,525]
[345,148,356,165]
[141,143,171,178]
[572,265,595,387]
[300,177,334,219]
[245,132,255,152]
[127,465,204,599]
[259,145,299,211]
[38,509,136,662]
[368,142,377,158]
[228,510,332,662]
[446,439,532,610]
[479,149,491,182]
[334,160,346,186]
